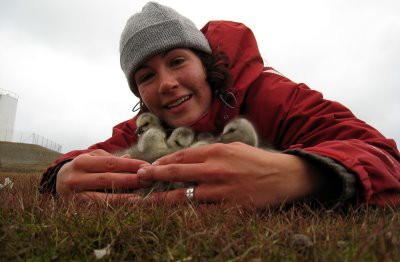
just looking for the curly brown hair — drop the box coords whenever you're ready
[191,49,232,98]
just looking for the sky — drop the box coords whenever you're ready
[0,0,399,153]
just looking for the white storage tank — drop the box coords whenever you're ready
[0,89,19,141]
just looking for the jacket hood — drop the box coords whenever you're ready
[189,21,264,134]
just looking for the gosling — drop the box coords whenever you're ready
[135,112,163,135]
[117,128,171,163]
[190,132,216,147]
[219,117,259,147]
[115,112,169,161]
[167,127,195,150]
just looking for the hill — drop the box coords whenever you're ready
[0,141,62,172]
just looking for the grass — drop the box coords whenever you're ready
[1,167,399,261]
[0,141,61,165]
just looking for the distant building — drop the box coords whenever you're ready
[0,89,62,152]
[0,89,18,141]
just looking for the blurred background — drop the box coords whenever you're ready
[1,0,398,153]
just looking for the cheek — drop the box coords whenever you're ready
[186,67,209,92]
[138,88,155,109]
[138,88,147,99]
[195,74,212,97]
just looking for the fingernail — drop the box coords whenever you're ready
[152,161,159,166]
[137,168,146,176]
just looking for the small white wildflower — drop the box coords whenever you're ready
[0,177,13,190]
[94,244,111,259]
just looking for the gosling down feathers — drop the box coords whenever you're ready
[135,112,163,135]
[219,118,259,147]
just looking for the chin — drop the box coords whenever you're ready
[167,116,197,128]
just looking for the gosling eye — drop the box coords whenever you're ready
[227,128,235,133]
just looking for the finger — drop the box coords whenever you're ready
[87,149,111,156]
[74,191,143,204]
[143,187,191,205]
[143,185,220,205]
[138,163,216,183]
[154,144,221,165]
[73,154,148,173]
[74,172,153,191]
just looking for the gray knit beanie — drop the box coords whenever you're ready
[120,2,212,96]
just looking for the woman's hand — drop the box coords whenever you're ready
[136,142,327,208]
[56,149,150,202]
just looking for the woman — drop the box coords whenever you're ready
[39,2,400,208]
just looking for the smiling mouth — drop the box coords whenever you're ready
[165,95,192,109]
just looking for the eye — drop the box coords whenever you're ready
[170,57,185,67]
[227,128,235,133]
[136,72,155,85]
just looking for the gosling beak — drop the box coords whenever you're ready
[135,127,144,135]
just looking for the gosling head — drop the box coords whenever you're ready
[167,127,195,149]
[137,128,168,152]
[219,118,258,147]
[135,112,162,135]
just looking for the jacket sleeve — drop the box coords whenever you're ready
[245,70,400,205]
[39,117,139,194]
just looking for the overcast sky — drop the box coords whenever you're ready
[0,0,399,153]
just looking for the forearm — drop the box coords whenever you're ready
[39,159,73,195]
[285,149,358,204]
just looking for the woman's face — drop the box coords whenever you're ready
[134,48,212,127]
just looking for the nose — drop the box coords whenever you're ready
[158,69,178,94]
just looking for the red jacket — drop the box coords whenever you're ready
[40,21,400,205]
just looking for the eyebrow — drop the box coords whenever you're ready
[135,49,175,72]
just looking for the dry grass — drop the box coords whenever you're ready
[1,169,399,261]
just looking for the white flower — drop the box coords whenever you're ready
[0,177,13,190]
[93,244,111,259]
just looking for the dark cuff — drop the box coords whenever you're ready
[284,149,357,203]
[38,158,73,195]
